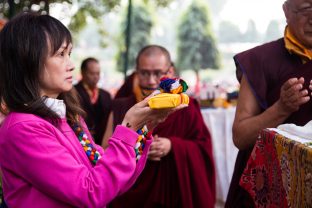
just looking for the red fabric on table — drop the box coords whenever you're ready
[240,129,287,208]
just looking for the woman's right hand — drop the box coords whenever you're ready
[121,97,187,132]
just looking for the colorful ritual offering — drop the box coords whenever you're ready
[134,77,189,161]
[148,77,189,109]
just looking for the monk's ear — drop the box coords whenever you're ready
[283,2,290,23]
[167,66,175,77]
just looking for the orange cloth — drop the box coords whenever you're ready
[284,26,312,63]
[0,19,6,31]
[82,83,99,104]
[132,74,154,102]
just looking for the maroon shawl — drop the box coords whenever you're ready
[226,38,312,207]
[114,73,135,99]
[109,96,216,208]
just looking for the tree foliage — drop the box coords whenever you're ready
[176,0,220,72]
[0,0,72,18]
[218,20,242,43]
[264,20,282,42]
[115,2,153,73]
[143,0,174,7]
[68,0,120,33]
[0,0,172,31]
[242,19,259,43]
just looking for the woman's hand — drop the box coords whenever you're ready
[121,97,187,132]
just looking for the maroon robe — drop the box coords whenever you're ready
[109,95,216,208]
[74,81,112,145]
[115,73,135,99]
[226,38,312,207]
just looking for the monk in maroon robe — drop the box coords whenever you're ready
[114,72,135,99]
[105,45,216,208]
[75,58,112,145]
[226,1,312,206]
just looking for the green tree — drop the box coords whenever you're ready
[242,19,260,43]
[176,0,220,72]
[0,0,121,30]
[0,0,172,32]
[115,2,153,73]
[142,0,174,7]
[218,20,242,43]
[68,0,121,34]
[0,0,70,18]
[264,20,282,42]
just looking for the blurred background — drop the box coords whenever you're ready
[0,0,286,101]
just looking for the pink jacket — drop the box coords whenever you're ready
[0,112,151,208]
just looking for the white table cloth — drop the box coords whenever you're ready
[201,107,238,204]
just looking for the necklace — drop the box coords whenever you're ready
[70,121,101,165]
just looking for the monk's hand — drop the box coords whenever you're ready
[277,77,310,115]
[310,80,312,95]
[148,135,172,161]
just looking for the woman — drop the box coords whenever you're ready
[0,13,185,208]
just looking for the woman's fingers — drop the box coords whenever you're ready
[123,98,188,132]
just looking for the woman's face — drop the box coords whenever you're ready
[39,42,74,98]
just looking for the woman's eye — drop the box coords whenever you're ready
[60,51,65,56]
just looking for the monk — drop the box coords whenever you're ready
[114,72,136,99]
[226,0,312,207]
[104,45,216,208]
[75,57,112,145]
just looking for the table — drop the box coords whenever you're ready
[240,129,312,207]
[201,107,238,204]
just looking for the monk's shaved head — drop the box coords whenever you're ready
[136,45,171,68]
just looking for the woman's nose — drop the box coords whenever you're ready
[67,59,75,71]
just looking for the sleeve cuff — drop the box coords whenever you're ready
[112,125,139,146]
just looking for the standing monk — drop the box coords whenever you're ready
[226,0,312,207]
[75,57,112,145]
[105,45,216,208]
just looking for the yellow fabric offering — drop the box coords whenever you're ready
[148,93,189,109]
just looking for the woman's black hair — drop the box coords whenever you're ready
[0,12,84,124]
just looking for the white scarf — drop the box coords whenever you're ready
[43,97,66,119]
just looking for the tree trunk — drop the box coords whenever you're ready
[8,0,15,19]
[124,0,132,79]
